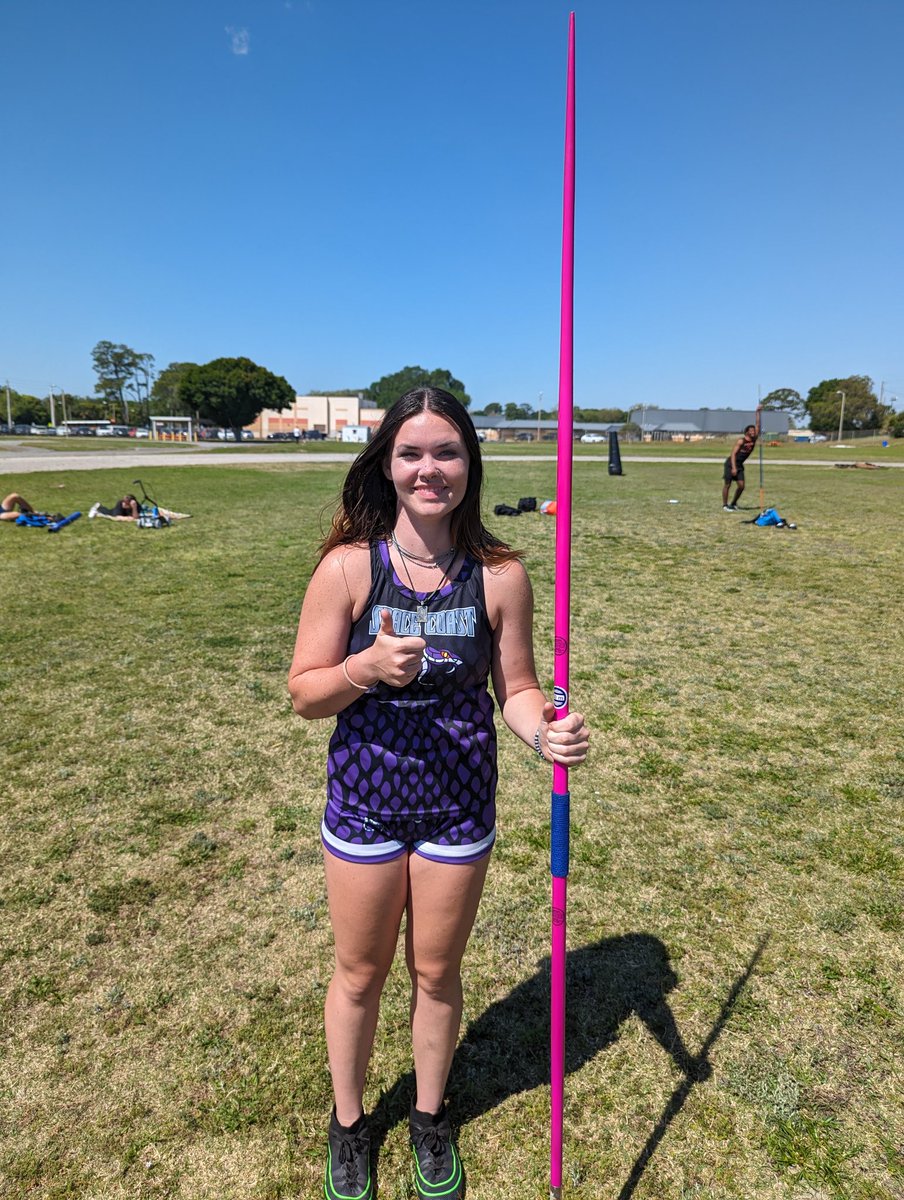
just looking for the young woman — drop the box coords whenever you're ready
[88,493,141,520]
[288,388,589,1200]
[88,494,191,521]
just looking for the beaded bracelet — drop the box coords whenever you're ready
[342,655,370,691]
[534,728,545,758]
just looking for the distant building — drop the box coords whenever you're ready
[247,395,383,439]
[470,416,624,442]
[628,407,790,441]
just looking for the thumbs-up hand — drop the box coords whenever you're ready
[537,699,590,765]
[367,608,426,687]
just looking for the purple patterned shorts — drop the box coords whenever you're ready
[323,694,498,865]
[321,801,496,864]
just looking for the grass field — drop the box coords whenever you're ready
[16,431,904,466]
[2,456,902,1199]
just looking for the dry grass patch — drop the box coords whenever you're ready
[1,459,902,1197]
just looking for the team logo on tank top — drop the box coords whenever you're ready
[367,604,477,639]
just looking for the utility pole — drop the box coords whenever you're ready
[5,380,11,430]
[48,385,57,427]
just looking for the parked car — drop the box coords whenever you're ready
[580,432,605,443]
[302,429,327,440]
[267,431,292,441]
[476,431,487,442]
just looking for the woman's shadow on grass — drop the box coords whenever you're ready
[369,931,766,1197]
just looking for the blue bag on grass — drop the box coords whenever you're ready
[755,508,783,526]
[747,507,796,529]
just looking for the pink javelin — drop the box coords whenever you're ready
[550,12,575,1199]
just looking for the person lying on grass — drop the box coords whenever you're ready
[1,492,37,521]
[88,494,191,521]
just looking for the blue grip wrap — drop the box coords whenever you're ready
[550,789,570,878]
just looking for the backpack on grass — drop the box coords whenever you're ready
[15,512,63,527]
[745,507,796,529]
[137,507,171,529]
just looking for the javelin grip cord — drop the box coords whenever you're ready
[550,791,571,879]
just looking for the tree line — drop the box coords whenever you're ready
[5,346,903,439]
[3,353,477,443]
[762,378,899,435]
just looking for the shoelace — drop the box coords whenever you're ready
[412,1126,450,1181]
[337,1134,366,1187]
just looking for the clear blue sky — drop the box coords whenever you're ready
[3,0,903,411]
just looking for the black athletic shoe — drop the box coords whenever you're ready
[409,1102,463,1199]
[324,1109,372,1200]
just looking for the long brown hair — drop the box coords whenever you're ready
[319,388,520,566]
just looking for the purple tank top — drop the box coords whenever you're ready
[326,541,498,818]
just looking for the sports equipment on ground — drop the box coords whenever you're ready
[48,512,82,532]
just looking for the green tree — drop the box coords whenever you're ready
[7,390,49,425]
[574,407,628,423]
[72,397,107,420]
[127,353,155,422]
[365,366,470,409]
[761,388,804,424]
[804,376,891,434]
[91,341,155,423]
[504,402,534,420]
[150,363,199,416]
[887,409,904,438]
[179,357,294,443]
[481,402,502,415]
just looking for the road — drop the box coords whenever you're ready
[1,441,900,475]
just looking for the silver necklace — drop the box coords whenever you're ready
[391,539,454,631]
[391,532,455,570]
